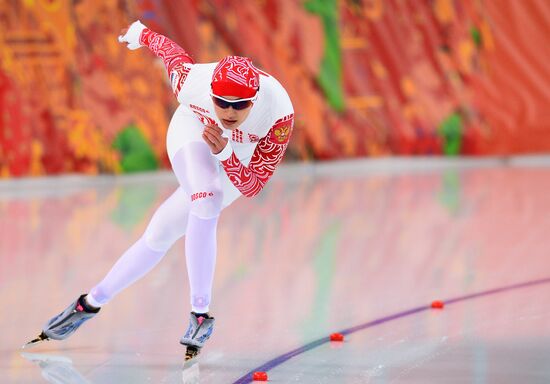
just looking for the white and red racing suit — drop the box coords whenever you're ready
[140,27,295,200]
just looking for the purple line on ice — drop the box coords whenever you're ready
[232,276,550,384]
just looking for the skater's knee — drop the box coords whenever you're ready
[144,236,169,252]
[144,230,174,252]
[144,220,186,252]
[189,189,222,219]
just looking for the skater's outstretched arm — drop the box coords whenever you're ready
[118,20,194,98]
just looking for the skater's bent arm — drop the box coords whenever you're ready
[217,114,294,197]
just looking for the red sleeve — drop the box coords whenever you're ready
[139,29,194,97]
[221,114,294,197]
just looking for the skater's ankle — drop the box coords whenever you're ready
[83,292,104,309]
[192,311,211,319]
[80,295,101,313]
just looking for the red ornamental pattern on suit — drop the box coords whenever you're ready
[212,56,259,88]
[232,129,244,143]
[170,66,190,95]
[140,28,194,94]
[231,130,259,143]
[192,111,218,127]
[221,114,294,197]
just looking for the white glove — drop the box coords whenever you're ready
[118,20,147,50]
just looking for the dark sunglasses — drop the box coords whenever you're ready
[211,95,255,110]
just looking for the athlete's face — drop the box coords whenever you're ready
[212,95,254,130]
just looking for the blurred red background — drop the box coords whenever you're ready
[0,0,549,177]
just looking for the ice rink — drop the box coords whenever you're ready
[2,157,550,383]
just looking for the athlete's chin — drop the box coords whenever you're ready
[221,119,240,130]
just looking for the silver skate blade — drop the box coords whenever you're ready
[20,352,73,364]
[181,360,200,384]
[22,332,50,349]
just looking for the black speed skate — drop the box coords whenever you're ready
[24,294,100,348]
[180,312,215,361]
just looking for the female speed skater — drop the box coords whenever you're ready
[25,20,294,361]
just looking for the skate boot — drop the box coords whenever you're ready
[24,294,100,348]
[180,312,215,361]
